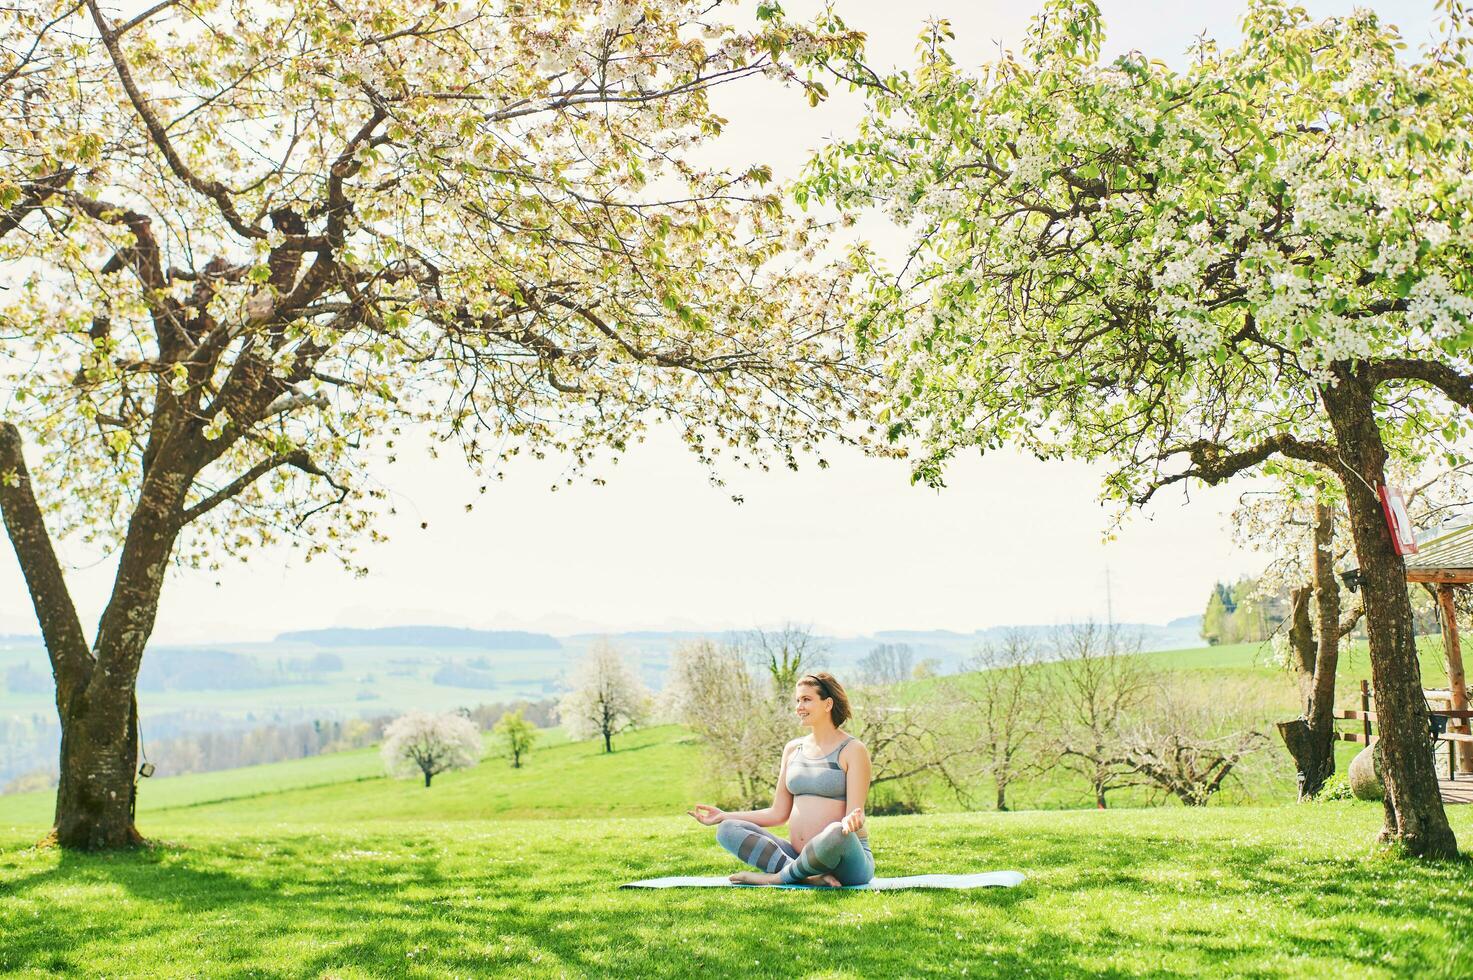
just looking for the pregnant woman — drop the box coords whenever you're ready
[688,671,874,886]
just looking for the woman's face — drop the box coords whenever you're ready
[793,683,831,727]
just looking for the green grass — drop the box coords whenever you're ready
[4,704,1473,976]
[3,805,1472,978]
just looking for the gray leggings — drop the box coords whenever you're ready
[716,819,875,885]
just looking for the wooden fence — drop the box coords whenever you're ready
[1333,679,1473,779]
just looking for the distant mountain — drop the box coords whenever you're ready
[872,629,976,642]
[275,626,561,650]
[1167,614,1203,630]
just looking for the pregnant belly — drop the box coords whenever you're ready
[789,795,849,851]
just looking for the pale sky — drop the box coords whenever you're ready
[0,0,1444,643]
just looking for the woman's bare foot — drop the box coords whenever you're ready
[729,871,781,885]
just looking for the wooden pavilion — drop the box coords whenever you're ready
[1404,523,1473,780]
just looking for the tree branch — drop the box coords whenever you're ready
[1365,358,1473,411]
[176,448,342,527]
[1338,605,1365,640]
[0,170,75,239]
[0,422,93,704]
[112,0,179,38]
[84,0,263,240]
[1137,434,1337,505]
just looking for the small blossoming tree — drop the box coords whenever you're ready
[1239,465,1473,797]
[381,711,484,788]
[806,0,1473,856]
[558,641,651,752]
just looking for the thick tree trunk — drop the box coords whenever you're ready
[424,770,433,787]
[603,730,612,753]
[995,783,1009,812]
[1322,370,1457,858]
[53,692,144,849]
[1094,783,1107,809]
[1,423,144,848]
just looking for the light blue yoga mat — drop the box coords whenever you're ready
[621,871,1025,890]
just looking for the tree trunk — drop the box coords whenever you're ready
[1094,783,1107,809]
[1322,369,1457,858]
[1278,499,1343,800]
[603,729,612,753]
[995,782,1009,812]
[52,691,144,849]
[1287,585,1316,693]
[424,769,433,787]
[1277,717,1335,800]
[2,424,143,849]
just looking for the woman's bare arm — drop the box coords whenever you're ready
[841,740,872,833]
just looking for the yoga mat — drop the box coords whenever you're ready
[621,871,1026,890]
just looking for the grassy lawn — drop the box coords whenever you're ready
[3,805,1472,978]
[5,643,1473,977]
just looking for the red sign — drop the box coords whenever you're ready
[1379,485,1418,556]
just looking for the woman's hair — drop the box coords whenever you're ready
[797,672,852,727]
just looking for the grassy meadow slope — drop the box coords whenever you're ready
[2,636,1451,828]
[0,726,699,832]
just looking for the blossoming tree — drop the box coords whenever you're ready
[558,641,651,752]
[381,711,484,787]
[805,0,1473,856]
[0,0,873,849]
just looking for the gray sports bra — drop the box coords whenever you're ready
[785,736,853,801]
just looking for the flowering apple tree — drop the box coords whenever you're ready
[0,0,874,849]
[804,0,1473,856]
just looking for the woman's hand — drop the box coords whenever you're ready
[841,808,865,834]
[688,803,725,826]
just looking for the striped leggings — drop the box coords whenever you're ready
[716,819,874,885]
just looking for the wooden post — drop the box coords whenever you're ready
[1436,584,1473,774]
[1361,679,1373,743]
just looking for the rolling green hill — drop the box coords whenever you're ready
[6,635,1450,832]
[1139,634,1455,685]
[0,726,702,834]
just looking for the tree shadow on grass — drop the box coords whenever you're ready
[2,816,1473,978]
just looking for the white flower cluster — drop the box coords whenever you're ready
[1407,274,1473,342]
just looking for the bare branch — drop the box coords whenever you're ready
[177,448,342,528]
